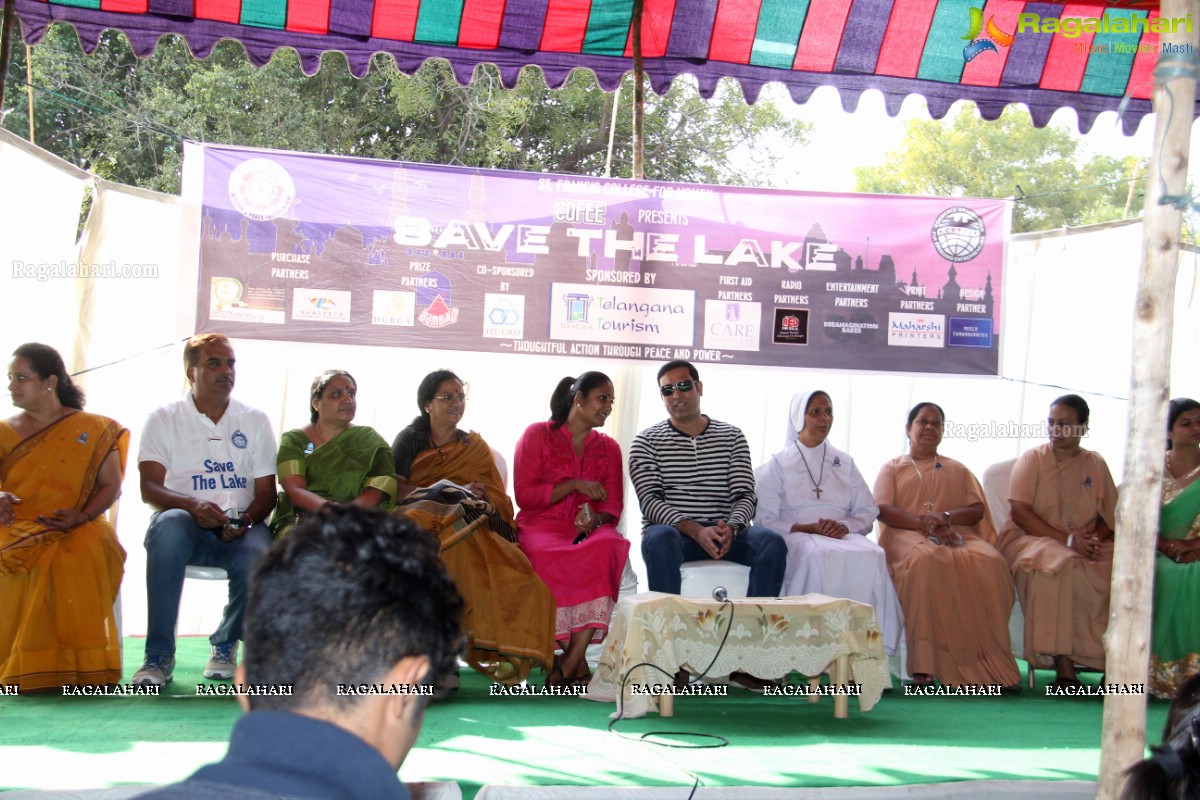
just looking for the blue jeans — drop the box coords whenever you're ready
[143,509,271,658]
[642,524,786,597]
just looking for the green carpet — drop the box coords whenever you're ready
[0,637,1170,797]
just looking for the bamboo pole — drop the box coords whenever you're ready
[26,41,33,143]
[630,0,644,180]
[1095,1,1198,796]
[0,0,16,113]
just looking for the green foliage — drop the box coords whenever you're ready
[2,26,811,193]
[854,106,1145,233]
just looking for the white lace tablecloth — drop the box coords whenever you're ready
[586,592,888,719]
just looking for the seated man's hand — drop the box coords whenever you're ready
[217,519,249,542]
[189,499,231,530]
[692,524,728,560]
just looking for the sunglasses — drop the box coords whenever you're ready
[659,380,695,397]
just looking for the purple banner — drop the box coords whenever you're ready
[194,144,1007,375]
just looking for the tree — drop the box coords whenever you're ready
[854,106,1145,233]
[2,26,811,193]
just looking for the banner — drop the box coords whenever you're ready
[193,144,1007,375]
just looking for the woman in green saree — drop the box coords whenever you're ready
[272,371,397,536]
[1151,397,1200,698]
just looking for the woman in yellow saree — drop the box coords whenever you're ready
[1,343,127,691]
[393,370,555,687]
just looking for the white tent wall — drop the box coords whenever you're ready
[2,130,1198,640]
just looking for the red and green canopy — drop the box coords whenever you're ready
[12,0,1193,132]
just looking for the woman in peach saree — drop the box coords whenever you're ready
[997,394,1116,690]
[1,343,128,690]
[875,401,1020,689]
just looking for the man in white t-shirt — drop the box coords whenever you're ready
[132,333,277,687]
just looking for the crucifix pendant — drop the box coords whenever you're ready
[813,486,823,499]
[924,501,933,512]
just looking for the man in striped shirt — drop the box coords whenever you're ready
[629,360,786,599]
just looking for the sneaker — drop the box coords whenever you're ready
[132,655,175,686]
[204,642,239,680]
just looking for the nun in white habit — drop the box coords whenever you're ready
[755,390,903,655]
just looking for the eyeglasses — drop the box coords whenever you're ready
[434,393,468,403]
[659,380,695,397]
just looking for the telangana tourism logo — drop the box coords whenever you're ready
[962,8,1193,62]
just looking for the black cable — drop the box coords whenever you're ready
[69,338,186,378]
[605,595,736,749]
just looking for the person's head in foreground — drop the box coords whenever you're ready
[141,504,464,800]
[1121,672,1200,800]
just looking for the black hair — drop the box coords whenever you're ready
[308,370,356,424]
[1051,393,1090,426]
[549,371,612,429]
[13,343,85,410]
[656,359,698,383]
[411,370,462,432]
[241,504,464,712]
[906,402,945,428]
[1168,397,1200,451]
[1121,673,1200,800]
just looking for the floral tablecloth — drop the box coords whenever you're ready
[586,592,888,718]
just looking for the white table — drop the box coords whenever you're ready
[586,592,888,719]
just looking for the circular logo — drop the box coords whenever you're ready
[931,206,986,263]
[231,430,248,449]
[228,159,296,222]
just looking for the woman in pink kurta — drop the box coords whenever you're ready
[514,371,629,687]
[875,402,1020,689]
[997,395,1116,688]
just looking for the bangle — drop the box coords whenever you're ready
[1067,534,1075,549]
[943,511,952,525]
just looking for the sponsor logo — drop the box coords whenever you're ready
[772,308,809,346]
[931,207,986,263]
[548,283,694,347]
[292,289,352,323]
[416,272,459,329]
[228,158,296,222]
[888,313,945,348]
[703,300,760,352]
[372,290,415,327]
[209,277,286,325]
[483,294,525,339]
[948,317,994,348]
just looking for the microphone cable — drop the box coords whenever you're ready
[605,588,738,749]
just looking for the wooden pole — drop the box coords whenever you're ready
[630,0,644,180]
[0,0,17,113]
[1095,1,1198,796]
[26,41,33,143]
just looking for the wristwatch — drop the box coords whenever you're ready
[729,521,746,538]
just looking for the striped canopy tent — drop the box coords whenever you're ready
[6,0,1198,133]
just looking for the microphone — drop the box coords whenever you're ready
[712,586,729,603]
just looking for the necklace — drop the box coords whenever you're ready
[907,455,938,512]
[796,441,827,499]
[1168,451,1200,485]
[430,430,458,460]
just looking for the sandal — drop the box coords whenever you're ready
[544,657,566,688]
[568,665,593,688]
[1050,676,1083,692]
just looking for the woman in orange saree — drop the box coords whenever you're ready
[1,343,128,691]
[393,370,554,687]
